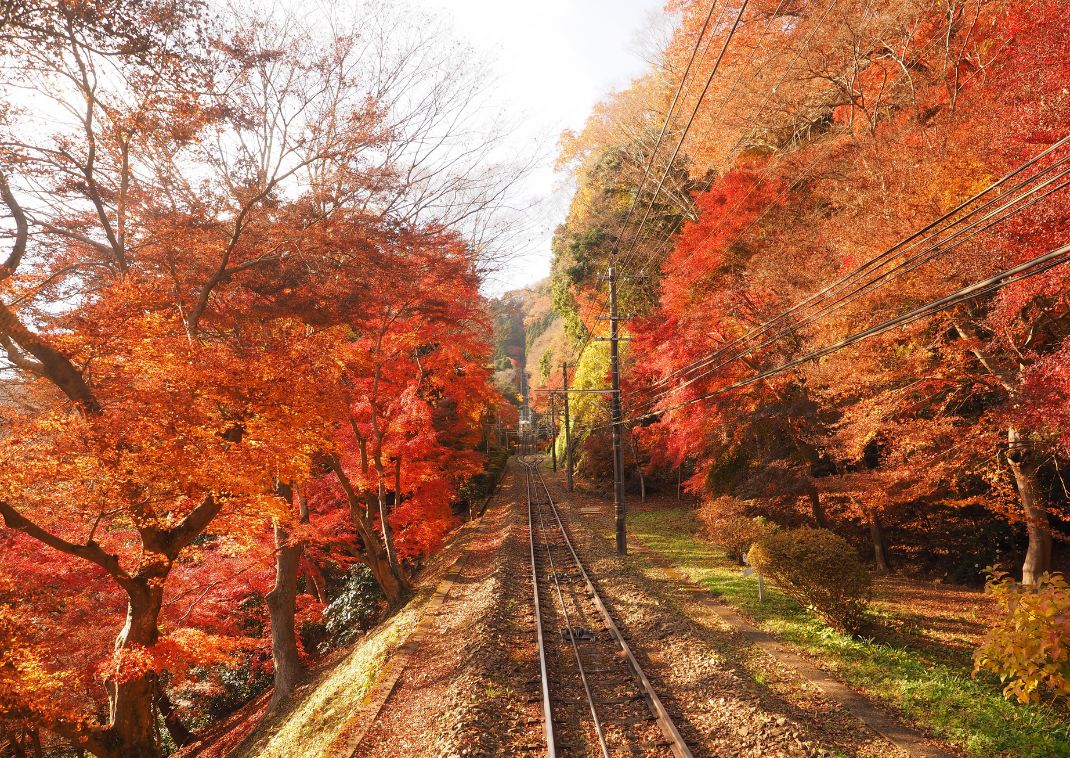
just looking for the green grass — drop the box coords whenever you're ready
[630,508,1070,758]
[236,589,428,758]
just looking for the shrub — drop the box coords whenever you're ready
[974,571,1070,706]
[322,565,386,650]
[748,527,872,634]
[458,448,509,517]
[697,497,774,564]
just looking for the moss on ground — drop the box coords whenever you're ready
[630,508,1070,758]
[235,587,431,758]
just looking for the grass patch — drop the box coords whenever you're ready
[631,508,1070,758]
[236,592,429,758]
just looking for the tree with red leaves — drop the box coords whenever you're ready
[0,4,506,755]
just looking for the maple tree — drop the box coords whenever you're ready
[0,3,507,755]
[551,0,1070,591]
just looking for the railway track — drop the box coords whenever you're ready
[522,455,693,758]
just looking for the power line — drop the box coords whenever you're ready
[616,0,751,274]
[620,0,962,297]
[570,0,751,385]
[628,163,1070,416]
[565,0,726,380]
[605,240,1070,428]
[624,133,1070,409]
[624,0,854,283]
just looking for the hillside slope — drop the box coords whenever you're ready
[490,278,566,403]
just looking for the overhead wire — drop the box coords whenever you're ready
[599,240,1070,429]
[552,0,1068,476]
[569,0,752,388]
[622,133,1070,413]
[564,0,732,382]
[615,0,751,275]
[624,0,854,284]
[619,0,964,304]
[563,0,978,430]
[626,169,1070,418]
[565,0,849,428]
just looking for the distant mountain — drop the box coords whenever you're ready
[489,278,565,406]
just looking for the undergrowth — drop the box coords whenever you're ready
[630,508,1070,758]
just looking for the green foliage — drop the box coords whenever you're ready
[490,295,525,363]
[538,349,553,382]
[563,228,611,284]
[458,448,509,517]
[974,571,1070,706]
[200,658,274,721]
[525,308,556,349]
[630,509,1070,757]
[322,566,386,649]
[549,264,587,346]
[749,527,872,634]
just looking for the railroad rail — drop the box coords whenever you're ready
[522,455,693,758]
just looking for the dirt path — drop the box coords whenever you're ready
[348,463,540,757]
[345,458,958,757]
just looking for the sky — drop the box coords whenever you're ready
[421,0,668,295]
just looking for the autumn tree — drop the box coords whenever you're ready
[560,0,1070,584]
[0,3,507,754]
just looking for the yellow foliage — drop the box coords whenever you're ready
[974,571,1070,706]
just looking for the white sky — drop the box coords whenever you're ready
[5,0,668,297]
[421,0,668,294]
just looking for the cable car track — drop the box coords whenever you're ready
[522,455,693,758]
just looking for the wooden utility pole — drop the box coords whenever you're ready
[609,264,626,555]
[562,363,573,492]
[549,392,558,472]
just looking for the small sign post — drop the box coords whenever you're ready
[742,554,764,603]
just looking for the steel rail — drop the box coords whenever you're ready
[526,457,613,757]
[528,458,695,758]
[526,456,609,755]
[527,457,558,757]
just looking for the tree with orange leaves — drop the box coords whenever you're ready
[0,3,509,755]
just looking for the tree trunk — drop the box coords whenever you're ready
[329,457,410,606]
[806,485,828,529]
[154,686,193,748]
[362,542,407,606]
[630,434,645,503]
[265,527,303,710]
[376,475,403,584]
[1008,426,1052,584]
[107,576,167,758]
[297,489,327,604]
[867,511,891,574]
[10,729,26,758]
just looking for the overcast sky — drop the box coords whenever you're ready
[421,0,668,295]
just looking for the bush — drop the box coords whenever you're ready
[457,448,509,517]
[748,527,872,634]
[321,565,386,650]
[697,497,774,564]
[974,571,1070,706]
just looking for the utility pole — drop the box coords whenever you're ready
[609,264,626,555]
[562,363,573,492]
[549,392,558,472]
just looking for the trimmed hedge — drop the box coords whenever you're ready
[749,527,872,634]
